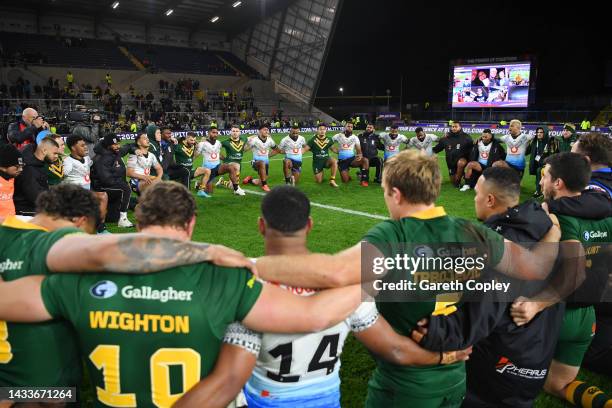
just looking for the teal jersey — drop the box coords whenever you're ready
[363,207,504,398]
[0,218,83,387]
[41,264,263,407]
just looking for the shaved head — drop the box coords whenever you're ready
[22,107,38,124]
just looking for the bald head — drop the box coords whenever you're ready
[22,108,38,125]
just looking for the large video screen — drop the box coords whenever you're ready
[451,62,531,108]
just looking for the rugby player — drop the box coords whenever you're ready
[64,135,109,232]
[278,125,308,185]
[218,186,470,408]
[332,122,369,186]
[215,125,248,195]
[306,123,339,187]
[46,133,66,186]
[492,119,535,177]
[460,129,506,191]
[0,182,363,407]
[406,126,438,157]
[433,121,473,187]
[173,131,211,193]
[412,167,565,408]
[126,131,163,195]
[243,124,280,192]
[379,124,407,161]
[254,150,561,406]
[510,153,612,408]
[196,127,244,197]
[0,183,251,392]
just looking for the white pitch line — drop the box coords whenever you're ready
[243,188,387,220]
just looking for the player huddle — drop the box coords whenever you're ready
[0,128,610,408]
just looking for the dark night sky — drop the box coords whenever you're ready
[317,1,609,102]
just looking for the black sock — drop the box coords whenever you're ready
[262,180,267,186]
[360,168,368,181]
[285,177,291,183]
[233,183,238,191]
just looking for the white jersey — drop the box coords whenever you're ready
[62,155,93,190]
[197,140,222,169]
[127,152,159,176]
[498,133,534,169]
[225,286,378,403]
[248,136,277,163]
[279,135,307,162]
[332,133,360,160]
[477,140,493,166]
[379,133,408,159]
[407,134,439,156]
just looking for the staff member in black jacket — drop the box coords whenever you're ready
[13,137,59,215]
[91,134,134,228]
[433,121,474,187]
[413,167,565,408]
[461,129,506,191]
[357,124,383,183]
[528,127,553,198]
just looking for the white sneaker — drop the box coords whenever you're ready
[215,176,224,187]
[118,217,134,228]
[234,187,246,196]
[459,185,471,192]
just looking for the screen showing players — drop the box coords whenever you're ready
[451,62,531,108]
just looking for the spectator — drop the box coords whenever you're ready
[66,71,74,86]
[13,137,60,215]
[0,144,23,219]
[91,134,134,228]
[6,107,47,150]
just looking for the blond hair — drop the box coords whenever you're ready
[383,150,441,204]
[509,119,522,128]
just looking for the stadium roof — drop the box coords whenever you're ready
[4,0,293,36]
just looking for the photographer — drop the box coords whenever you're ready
[70,107,101,159]
[6,107,48,150]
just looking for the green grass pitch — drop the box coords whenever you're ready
[104,131,610,407]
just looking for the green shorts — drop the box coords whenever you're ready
[313,158,331,174]
[553,306,596,367]
[366,383,465,408]
[223,160,242,172]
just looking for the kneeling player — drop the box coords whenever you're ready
[406,127,438,156]
[279,125,308,185]
[174,132,211,193]
[126,132,163,195]
[243,124,279,192]
[307,124,339,187]
[461,129,506,191]
[492,119,534,178]
[333,122,369,186]
[196,127,244,197]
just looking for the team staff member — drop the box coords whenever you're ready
[358,124,383,183]
[433,121,473,187]
[0,145,23,218]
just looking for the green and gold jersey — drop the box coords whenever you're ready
[307,136,334,161]
[362,207,505,398]
[0,218,82,387]
[47,160,64,185]
[221,137,247,163]
[40,264,263,407]
[174,142,196,170]
[558,213,612,307]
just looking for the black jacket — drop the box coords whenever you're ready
[468,139,506,167]
[420,201,564,408]
[588,168,612,199]
[433,130,473,167]
[357,131,382,159]
[13,152,49,214]
[91,144,130,189]
[527,128,556,175]
[7,119,39,150]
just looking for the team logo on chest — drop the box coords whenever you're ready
[510,146,519,154]
[49,163,64,178]
[389,145,396,151]
[292,148,300,154]
[230,140,244,151]
[481,152,489,159]
[342,143,350,149]
[182,145,194,157]
[314,138,329,149]
[210,152,218,160]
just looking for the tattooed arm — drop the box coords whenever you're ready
[46,233,255,274]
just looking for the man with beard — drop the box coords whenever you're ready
[197,127,245,197]
[0,145,23,219]
[126,132,164,195]
[510,153,612,408]
[242,124,280,192]
[358,123,384,184]
[572,132,612,199]
[332,122,369,187]
[460,129,506,191]
[411,167,566,408]
[493,119,535,178]
[92,134,134,228]
[174,132,215,193]
[406,127,438,157]
[433,121,474,187]
[553,123,578,153]
[13,137,60,216]
[278,125,308,185]
[159,127,191,188]
[216,125,249,194]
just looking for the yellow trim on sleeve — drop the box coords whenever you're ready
[1,216,48,231]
